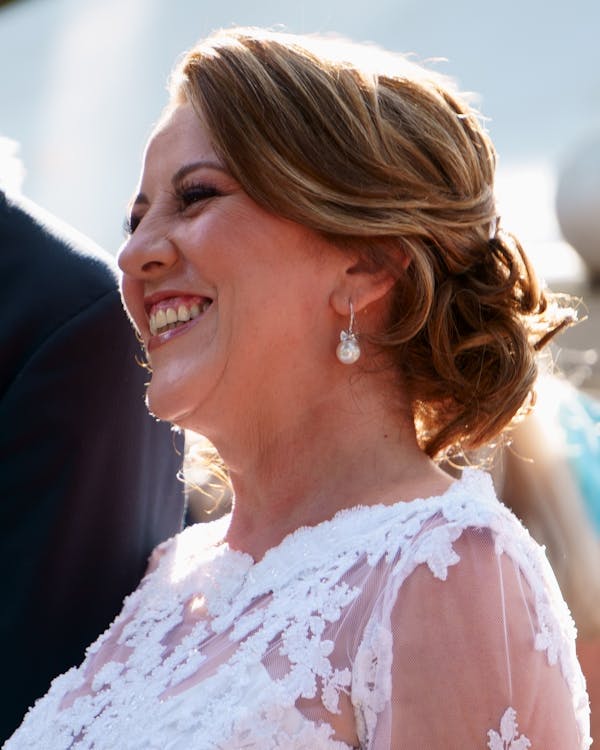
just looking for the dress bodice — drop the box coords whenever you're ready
[4,471,591,749]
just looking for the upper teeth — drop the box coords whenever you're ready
[149,300,210,335]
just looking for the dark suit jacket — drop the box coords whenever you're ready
[0,191,185,741]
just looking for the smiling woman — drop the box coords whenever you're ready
[5,26,590,750]
[118,101,363,432]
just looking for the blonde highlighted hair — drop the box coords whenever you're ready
[170,27,574,459]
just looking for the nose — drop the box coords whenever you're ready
[117,223,178,280]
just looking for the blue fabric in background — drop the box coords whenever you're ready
[559,388,600,534]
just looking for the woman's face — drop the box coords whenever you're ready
[118,103,346,433]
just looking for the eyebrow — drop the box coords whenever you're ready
[129,159,229,210]
[171,159,227,185]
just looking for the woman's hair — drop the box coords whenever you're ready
[170,27,575,459]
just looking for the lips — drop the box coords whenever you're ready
[146,295,212,336]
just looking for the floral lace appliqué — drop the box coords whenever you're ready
[5,471,589,750]
[487,708,531,750]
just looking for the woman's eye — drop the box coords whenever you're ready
[179,184,220,209]
[123,214,141,235]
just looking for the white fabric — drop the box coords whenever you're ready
[5,470,590,749]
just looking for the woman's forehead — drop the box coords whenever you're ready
[143,104,217,171]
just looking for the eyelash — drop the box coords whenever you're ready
[123,215,139,235]
[123,182,221,236]
[177,181,221,209]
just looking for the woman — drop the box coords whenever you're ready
[5,27,590,749]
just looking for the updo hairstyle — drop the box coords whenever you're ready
[170,27,574,459]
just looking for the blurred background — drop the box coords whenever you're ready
[0,0,597,277]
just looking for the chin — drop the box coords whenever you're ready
[145,379,214,435]
[143,351,226,432]
[145,383,188,427]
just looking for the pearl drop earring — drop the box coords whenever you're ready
[336,302,361,365]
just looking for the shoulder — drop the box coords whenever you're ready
[356,469,579,671]
[396,470,580,673]
[352,471,589,748]
[0,192,132,392]
[0,190,117,299]
[389,470,572,623]
[365,469,531,580]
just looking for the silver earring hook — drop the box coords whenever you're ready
[348,301,356,336]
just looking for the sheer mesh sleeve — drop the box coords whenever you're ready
[352,525,591,749]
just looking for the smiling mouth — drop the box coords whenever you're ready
[148,296,212,336]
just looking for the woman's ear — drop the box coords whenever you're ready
[330,258,398,317]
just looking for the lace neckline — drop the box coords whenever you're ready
[151,469,500,630]
[221,468,493,554]
[179,469,497,578]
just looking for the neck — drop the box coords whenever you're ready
[202,373,451,561]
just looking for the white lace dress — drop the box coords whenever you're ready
[4,471,591,749]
